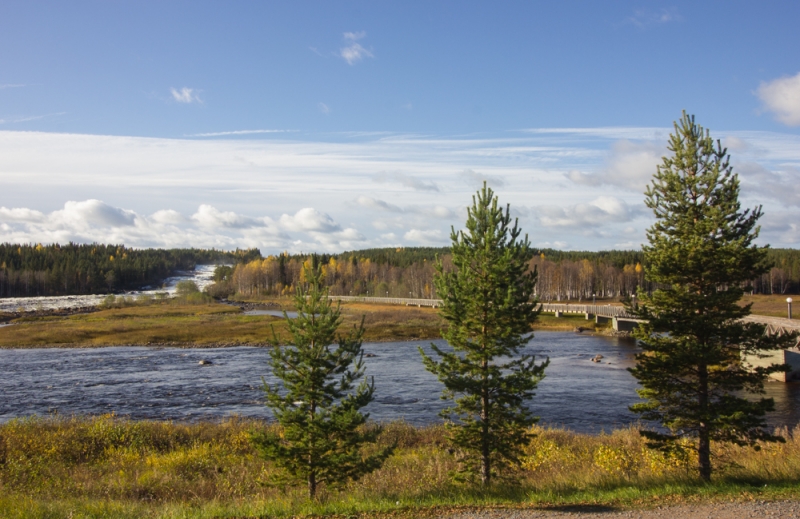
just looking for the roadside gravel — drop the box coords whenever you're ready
[439,500,800,518]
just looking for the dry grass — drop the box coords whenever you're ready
[740,294,798,318]
[0,303,286,348]
[1,415,799,518]
[0,300,601,348]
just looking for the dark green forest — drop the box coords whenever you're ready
[0,243,260,297]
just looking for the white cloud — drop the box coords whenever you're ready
[355,196,454,218]
[536,241,569,250]
[757,72,800,126]
[356,196,403,212]
[0,207,46,223]
[170,87,202,104]
[566,140,663,192]
[374,171,439,192]
[404,229,445,244]
[192,204,264,229]
[52,200,137,228]
[340,31,373,65]
[738,162,800,208]
[410,205,455,219]
[280,208,341,233]
[150,209,186,225]
[724,136,750,152]
[318,102,330,114]
[187,129,296,137]
[460,169,505,188]
[624,8,681,29]
[534,196,638,229]
[0,84,25,89]
[0,112,66,124]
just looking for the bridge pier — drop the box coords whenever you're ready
[612,317,641,332]
[585,312,593,320]
[596,315,612,325]
[554,311,562,318]
[744,349,800,382]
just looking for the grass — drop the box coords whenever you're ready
[740,294,797,318]
[1,415,798,518]
[0,303,282,348]
[0,300,602,348]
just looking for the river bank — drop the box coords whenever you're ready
[1,414,799,519]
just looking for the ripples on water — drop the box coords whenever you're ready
[1,331,798,434]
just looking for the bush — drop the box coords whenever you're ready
[175,280,200,296]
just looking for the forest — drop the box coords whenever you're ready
[4,243,800,301]
[220,247,800,301]
[0,243,260,297]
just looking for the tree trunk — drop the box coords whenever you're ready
[481,321,490,486]
[481,369,490,486]
[308,469,317,500]
[698,364,711,482]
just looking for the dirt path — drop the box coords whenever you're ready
[440,500,800,518]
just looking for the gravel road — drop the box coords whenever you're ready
[439,500,800,518]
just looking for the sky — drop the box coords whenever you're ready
[1,1,800,254]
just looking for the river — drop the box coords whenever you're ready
[2,331,798,433]
[0,264,218,313]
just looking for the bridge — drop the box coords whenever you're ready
[329,296,800,381]
[329,296,639,330]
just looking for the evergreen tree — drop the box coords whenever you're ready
[630,112,795,482]
[251,262,393,499]
[420,183,548,486]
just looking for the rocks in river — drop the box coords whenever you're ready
[198,359,213,365]
[574,326,586,333]
[364,353,377,358]
[591,354,604,363]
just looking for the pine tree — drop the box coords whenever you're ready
[251,261,393,499]
[630,112,795,482]
[420,183,548,486]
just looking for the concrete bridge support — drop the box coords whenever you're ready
[743,349,800,382]
[596,315,612,325]
[612,317,642,332]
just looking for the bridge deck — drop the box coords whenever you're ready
[328,296,797,335]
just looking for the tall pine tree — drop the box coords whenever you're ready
[630,112,795,482]
[420,183,548,486]
[251,261,393,499]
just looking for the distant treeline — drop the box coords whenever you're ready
[5,243,798,300]
[0,243,260,297]
[219,247,800,301]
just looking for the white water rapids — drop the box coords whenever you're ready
[0,264,218,313]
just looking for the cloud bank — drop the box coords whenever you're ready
[1,127,799,252]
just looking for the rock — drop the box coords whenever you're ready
[198,359,213,365]
[364,353,377,358]
[574,326,586,333]
[591,354,604,363]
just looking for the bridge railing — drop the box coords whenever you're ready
[325,296,635,317]
[537,303,634,318]
[327,295,442,307]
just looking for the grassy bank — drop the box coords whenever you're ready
[1,415,798,518]
[0,301,601,348]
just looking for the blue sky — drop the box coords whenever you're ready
[1,1,800,253]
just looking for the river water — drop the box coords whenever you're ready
[2,331,798,433]
[0,265,218,313]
